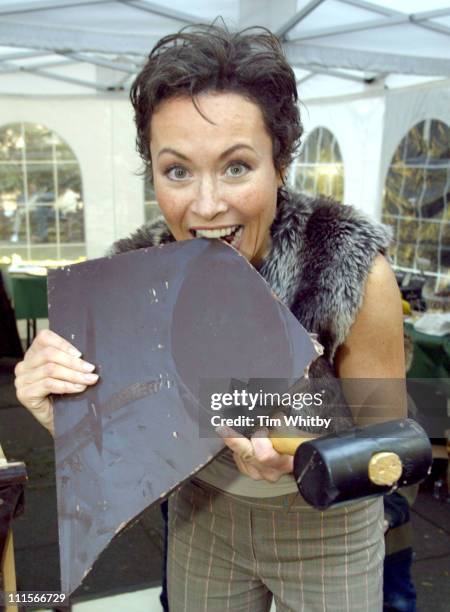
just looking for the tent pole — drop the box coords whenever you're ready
[275,0,325,40]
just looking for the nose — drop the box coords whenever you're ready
[189,177,228,220]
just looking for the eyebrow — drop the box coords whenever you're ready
[157,143,257,161]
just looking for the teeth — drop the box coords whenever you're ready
[194,225,240,238]
[230,226,244,247]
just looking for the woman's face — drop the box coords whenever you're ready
[149,92,283,264]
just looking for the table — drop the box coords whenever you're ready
[9,275,48,347]
[404,322,450,442]
[404,322,450,380]
[0,444,27,612]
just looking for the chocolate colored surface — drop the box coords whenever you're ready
[48,239,317,595]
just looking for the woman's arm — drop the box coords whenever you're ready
[334,253,407,425]
[222,253,406,479]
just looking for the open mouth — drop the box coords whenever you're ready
[190,225,244,248]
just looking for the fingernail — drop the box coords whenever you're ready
[69,347,82,357]
[84,373,99,383]
[73,383,86,391]
[81,361,95,372]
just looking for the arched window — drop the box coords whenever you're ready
[0,122,84,260]
[382,119,450,293]
[293,127,344,201]
[144,180,161,223]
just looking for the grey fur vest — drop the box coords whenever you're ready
[111,189,392,364]
[111,190,392,432]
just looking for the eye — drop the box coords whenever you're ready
[166,165,189,181]
[225,162,250,178]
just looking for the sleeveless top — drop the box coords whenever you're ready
[111,189,392,497]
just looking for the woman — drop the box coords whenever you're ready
[14,24,406,611]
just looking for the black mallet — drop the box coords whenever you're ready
[270,419,432,510]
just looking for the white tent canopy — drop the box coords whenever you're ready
[0,0,449,97]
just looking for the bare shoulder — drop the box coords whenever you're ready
[335,253,405,378]
[357,253,402,319]
[366,252,399,290]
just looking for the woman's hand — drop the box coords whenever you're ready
[218,426,294,482]
[14,329,99,437]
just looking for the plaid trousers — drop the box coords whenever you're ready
[168,478,384,611]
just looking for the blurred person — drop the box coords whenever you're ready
[34,188,55,243]
[57,186,80,241]
[10,182,37,243]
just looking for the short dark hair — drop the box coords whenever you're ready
[130,23,303,181]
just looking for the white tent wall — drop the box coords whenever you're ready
[0,90,387,258]
[0,84,424,259]
[298,93,385,216]
[379,80,450,216]
[0,93,144,258]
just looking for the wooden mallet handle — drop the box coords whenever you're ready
[269,434,311,457]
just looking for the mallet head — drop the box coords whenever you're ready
[292,419,432,510]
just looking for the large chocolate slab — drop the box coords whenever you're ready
[48,238,317,594]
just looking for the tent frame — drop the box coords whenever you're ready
[0,0,449,92]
